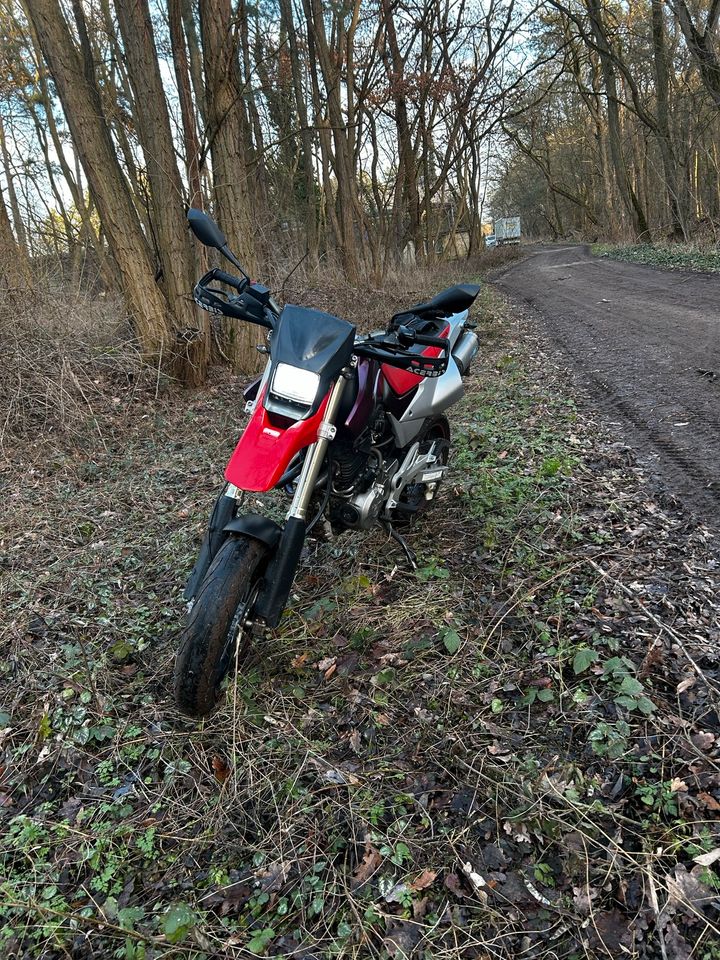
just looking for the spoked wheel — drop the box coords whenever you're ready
[174,534,270,717]
[391,416,451,524]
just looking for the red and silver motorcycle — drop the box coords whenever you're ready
[175,210,480,716]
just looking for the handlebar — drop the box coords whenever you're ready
[193,268,276,330]
[193,268,449,377]
[211,269,246,292]
[354,331,450,377]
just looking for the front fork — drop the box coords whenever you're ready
[253,369,350,627]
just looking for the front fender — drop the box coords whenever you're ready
[224,514,283,550]
[183,485,237,601]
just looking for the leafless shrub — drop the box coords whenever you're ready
[0,283,143,441]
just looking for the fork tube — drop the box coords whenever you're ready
[256,371,349,628]
[288,372,348,520]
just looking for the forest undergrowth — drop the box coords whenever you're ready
[1,258,719,959]
[592,242,720,274]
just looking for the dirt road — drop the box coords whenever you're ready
[495,244,720,523]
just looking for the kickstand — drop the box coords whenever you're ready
[382,522,417,570]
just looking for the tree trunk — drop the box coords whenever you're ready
[302,0,363,281]
[668,0,720,111]
[278,0,319,267]
[168,0,204,211]
[585,0,651,240]
[199,0,261,373]
[0,185,30,293]
[0,116,27,253]
[181,0,207,126]
[116,0,209,386]
[25,0,175,361]
[652,0,687,238]
[380,0,422,262]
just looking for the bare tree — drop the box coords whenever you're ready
[667,0,720,110]
[115,0,209,385]
[199,0,261,372]
[24,0,175,363]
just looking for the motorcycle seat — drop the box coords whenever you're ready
[392,283,480,322]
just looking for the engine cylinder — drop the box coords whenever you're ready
[452,330,479,375]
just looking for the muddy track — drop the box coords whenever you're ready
[494,244,720,525]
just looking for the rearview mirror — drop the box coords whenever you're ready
[187,208,227,249]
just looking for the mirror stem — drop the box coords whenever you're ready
[220,244,249,278]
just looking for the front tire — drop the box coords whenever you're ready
[174,534,269,717]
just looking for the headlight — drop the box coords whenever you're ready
[271,363,320,405]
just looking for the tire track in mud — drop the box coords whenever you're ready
[494,245,720,525]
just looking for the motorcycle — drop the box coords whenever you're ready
[175,209,480,716]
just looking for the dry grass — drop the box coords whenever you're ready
[0,283,144,443]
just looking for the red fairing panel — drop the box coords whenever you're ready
[224,386,330,492]
[381,324,450,396]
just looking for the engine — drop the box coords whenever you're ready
[328,433,449,532]
[328,439,395,531]
[330,439,373,493]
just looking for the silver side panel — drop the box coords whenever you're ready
[444,308,469,347]
[388,306,470,448]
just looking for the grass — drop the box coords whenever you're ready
[1,272,719,958]
[592,241,720,273]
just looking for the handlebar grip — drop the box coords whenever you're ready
[193,278,274,329]
[211,269,246,292]
[412,333,449,348]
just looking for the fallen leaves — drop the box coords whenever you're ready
[691,732,716,751]
[256,861,289,893]
[211,755,231,784]
[664,864,717,916]
[352,841,382,890]
[383,920,421,959]
[315,655,337,679]
[409,868,437,892]
[444,872,465,898]
[692,847,720,867]
[461,862,489,901]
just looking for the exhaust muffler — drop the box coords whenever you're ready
[452,329,479,375]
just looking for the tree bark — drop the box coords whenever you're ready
[380,0,422,262]
[585,0,651,239]
[278,0,319,267]
[24,0,175,361]
[302,0,364,281]
[168,0,204,211]
[199,0,261,372]
[116,0,208,385]
[651,0,687,238]
[0,115,27,253]
[667,0,720,111]
[0,184,30,292]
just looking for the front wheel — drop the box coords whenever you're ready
[174,534,270,717]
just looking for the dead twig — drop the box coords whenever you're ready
[587,558,720,698]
